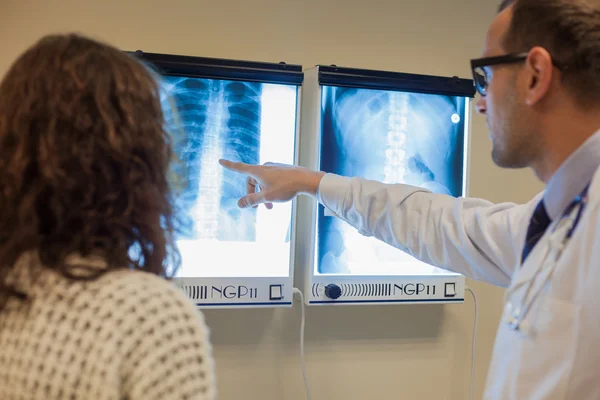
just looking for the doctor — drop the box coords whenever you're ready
[220,0,600,398]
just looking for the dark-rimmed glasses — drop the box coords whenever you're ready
[470,52,566,96]
[470,52,529,96]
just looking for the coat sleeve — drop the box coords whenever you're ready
[317,173,538,288]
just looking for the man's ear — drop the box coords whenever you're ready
[524,46,554,106]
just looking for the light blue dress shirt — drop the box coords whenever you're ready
[544,129,600,220]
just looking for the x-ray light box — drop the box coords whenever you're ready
[130,51,303,308]
[295,65,475,305]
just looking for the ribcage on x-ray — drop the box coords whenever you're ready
[162,76,262,241]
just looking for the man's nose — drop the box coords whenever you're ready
[475,96,487,114]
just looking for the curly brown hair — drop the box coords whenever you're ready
[0,34,181,310]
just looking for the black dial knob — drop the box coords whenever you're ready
[324,284,342,299]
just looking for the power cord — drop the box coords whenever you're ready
[465,286,479,400]
[290,286,476,400]
[293,288,311,400]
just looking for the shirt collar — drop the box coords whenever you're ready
[543,128,600,220]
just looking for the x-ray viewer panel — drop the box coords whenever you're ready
[316,85,466,277]
[160,76,298,278]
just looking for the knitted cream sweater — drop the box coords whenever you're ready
[0,253,216,399]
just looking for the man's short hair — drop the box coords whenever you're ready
[498,0,600,104]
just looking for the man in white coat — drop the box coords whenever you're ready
[220,0,600,398]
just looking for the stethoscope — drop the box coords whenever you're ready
[506,184,590,332]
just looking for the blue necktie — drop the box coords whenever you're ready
[521,200,551,263]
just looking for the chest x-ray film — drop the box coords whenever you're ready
[161,76,298,278]
[316,86,467,276]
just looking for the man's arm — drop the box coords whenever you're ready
[317,173,537,288]
[217,159,536,287]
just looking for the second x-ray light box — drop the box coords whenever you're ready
[131,51,303,308]
[295,65,475,305]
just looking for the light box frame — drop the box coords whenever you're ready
[294,65,476,306]
[130,50,304,309]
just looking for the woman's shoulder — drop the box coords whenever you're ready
[91,268,208,329]
[94,268,189,302]
[89,269,217,398]
[6,257,217,399]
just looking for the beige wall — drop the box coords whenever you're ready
[0,0,545,398]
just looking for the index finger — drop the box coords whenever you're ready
[218,159,258,178]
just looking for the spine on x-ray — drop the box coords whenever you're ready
[193,82,225,239]
[383,92,408,184]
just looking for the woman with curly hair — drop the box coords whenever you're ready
[0,33,216,399]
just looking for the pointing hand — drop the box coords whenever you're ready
[218,159,325,209]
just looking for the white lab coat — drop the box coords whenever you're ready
[317,167,600,399]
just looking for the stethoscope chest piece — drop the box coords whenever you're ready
[508,308,520,331]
